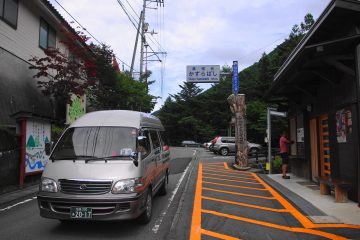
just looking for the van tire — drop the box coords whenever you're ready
[138,189,152,224]
[220,148,229,156]
[158,173,168,196]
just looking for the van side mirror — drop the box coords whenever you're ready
[137,136,147,141]
[45,142,53,155]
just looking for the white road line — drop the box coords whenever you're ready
[152,156,193,234]
[0,196,37,212]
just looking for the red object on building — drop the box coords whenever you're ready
[113,55,120,73]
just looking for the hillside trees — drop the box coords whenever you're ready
[158,14,315,145]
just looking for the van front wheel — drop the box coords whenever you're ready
[138,189,152,224]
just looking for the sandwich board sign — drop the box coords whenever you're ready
[186,65,220,83]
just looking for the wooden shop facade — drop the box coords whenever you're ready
[266,0,360,204]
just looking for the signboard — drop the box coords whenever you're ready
[269,110,287,117]
[297,128,304,143]
[25,120,51,174]
[186,65,220,83]
[232,61,238,94]
[66,94,86,124]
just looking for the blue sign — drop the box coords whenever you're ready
[232,61,238,94]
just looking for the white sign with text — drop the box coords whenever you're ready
[186,65,220,83]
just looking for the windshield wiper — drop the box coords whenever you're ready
[51,155,95,162]
[85,155,136,163]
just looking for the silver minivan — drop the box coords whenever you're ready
[37,110,170,224]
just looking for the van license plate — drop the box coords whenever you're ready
[70,207,92,219]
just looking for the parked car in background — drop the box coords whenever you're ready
[181,140,201,147]
[213,136,262,156]
[208,136,219,152]
[204,141,212,149]
[248,141,262,154]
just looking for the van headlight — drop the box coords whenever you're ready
[112,178,143,194]
[40,178,58,193]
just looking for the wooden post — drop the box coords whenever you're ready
[228,94,249,169]
[319,183,330,195]
[335,185,348,203]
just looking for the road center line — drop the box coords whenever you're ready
[0,196,37,212]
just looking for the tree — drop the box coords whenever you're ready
[158,13,315,145]
[30,23,157,113]
[29,23,96,103]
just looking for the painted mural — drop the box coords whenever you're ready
[25,120,51,173]
[66,94,86,124]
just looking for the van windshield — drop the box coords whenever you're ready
[51,127,137,160]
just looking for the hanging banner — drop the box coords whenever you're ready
[336,108,352,143]
[25,120,51,174]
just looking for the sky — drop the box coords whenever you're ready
[49,0,330,111]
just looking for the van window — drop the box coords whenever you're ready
[138,130,151,159]
[158,131,165,147]
[51,127,137,160]
[150,130,161,153]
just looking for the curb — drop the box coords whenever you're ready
[0,185,39,208]
[258,174,327,219]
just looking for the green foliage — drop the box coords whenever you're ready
[51,124,66,142]
[158,14,315,145]
[273,155,283,173]
[86,44,157,112]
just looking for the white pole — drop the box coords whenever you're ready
[267,107,272,174]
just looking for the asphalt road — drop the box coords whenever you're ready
[2,148,359,240]
[0,147,197,240]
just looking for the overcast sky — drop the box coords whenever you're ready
[50,0,330,111]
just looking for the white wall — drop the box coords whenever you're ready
[0,0,68,63]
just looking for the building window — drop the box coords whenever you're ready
[0,0,19,29]
[39,18,56,49]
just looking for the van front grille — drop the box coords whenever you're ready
[59,179,112,195]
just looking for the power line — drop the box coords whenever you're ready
[237,35,287,60]
[116,1,163,64]
[117,0,165,54]
[53,0,136,72]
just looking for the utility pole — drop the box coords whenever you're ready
[139,0,146,81]
[139,0,166,83]
[130,11,143,77]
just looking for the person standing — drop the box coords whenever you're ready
[279,131,292,179]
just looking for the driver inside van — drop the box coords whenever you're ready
[137,140,148,156]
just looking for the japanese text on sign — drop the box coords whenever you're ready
[186,65,220,83]
[233,61,238,94]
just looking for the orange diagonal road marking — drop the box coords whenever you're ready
[202,209,348,240]
[202,196,288,213]
[203,187,276,200]
[201,229,240,240]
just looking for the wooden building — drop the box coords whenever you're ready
[266,0,360,204]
